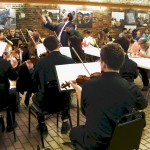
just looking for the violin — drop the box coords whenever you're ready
[61,72,102,89]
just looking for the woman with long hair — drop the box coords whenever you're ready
[68,35,86,63]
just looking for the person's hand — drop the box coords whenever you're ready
[64,27,70,32]
[69,80,81,91]
[25,60,34,69]
[10,57,18,68]
[138,52,147,58]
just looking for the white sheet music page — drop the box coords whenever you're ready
[55,62,101,91]
[59,47,72,58]
[36,43,47,57]
[0,42,7,56]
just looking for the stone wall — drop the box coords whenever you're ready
[3,3,150,39]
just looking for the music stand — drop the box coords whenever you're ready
[55,62,101,125]
[55,62,101,91]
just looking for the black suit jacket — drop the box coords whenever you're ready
[33,51,75,93]
[44,21,75,46]
[80,72,147,149]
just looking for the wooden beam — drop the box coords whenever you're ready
[0,0,150,10]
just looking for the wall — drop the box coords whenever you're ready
[2,3,150,39]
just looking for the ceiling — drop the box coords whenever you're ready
[1,0,150,10]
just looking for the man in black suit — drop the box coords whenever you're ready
[40,11,75,46]
[26,35,75,133]
[114,37,138,82]
[0,57,18,132]
[69,43,147,149]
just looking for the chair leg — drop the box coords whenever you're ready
[9,110,16,142]
[56,113,59,128]
[68,114,73,129]
[146,88,150,99]
[38,115,45,148]
[28,107,31,133]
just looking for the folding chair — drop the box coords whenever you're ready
[108,110,146,150]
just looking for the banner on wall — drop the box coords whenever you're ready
[111,12,125,29]
[0,9,16,29]
[137,13,149,27]
[42,9,60,24]
[76,10,93,28]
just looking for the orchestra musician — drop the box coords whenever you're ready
[6,28,22,50]
[16,30,40,107]
[0,30,12,57]
[68,35,86,63]
[25,35,75,133]
[39,11,75,46]
[0,49,18,132]
[69,43,147,149]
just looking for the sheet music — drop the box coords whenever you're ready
[59,47,72,58]
[36,43,47,57]
[55,62,101,91]
[83,46,100,57]
[0,42,7,56]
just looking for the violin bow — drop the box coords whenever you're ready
[72,47,91,76]
[26,28,37,46]
[53,31,63,47]
[20,29,27,43]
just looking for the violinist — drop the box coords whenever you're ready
[16,30,40,107]
[69,43,147,149]
[25,35,75,133]
[6,28,22,50]
[68,35,86,63]
[0,30,12,57]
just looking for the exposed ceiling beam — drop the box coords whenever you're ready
[1,0,150,10]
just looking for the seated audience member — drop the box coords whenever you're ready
[69,43,147,149]
[96,31,107,48]
[138,38,150,91]
[103,28,113,42]
[82,30,96,47]
[125,34,140,56]
[25,35,75,133]
[134,30,144,41]
[118,27,127,38]
[142,28,150,41]
[0,56,18,132]
[68,35,86,63]
[114,37,138,82]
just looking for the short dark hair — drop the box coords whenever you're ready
[83,29,90,34]
[43,35,59,51]
[68,13,73,21]
[100,43,124,70]
[114,37,130,53]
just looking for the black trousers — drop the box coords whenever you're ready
[139,68,149,86]
[0,89,17,127]
[32,92,70,122]
[70,125,109,150]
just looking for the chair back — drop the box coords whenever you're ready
[43,80,70,113]
[108,111,146,150]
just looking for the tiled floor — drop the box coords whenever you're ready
[0,76,150,150]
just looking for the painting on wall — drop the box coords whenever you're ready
[76,10,93,28]
[111,12,125,28]
[59,5,76,23]
[137,13,149,27]
[0,9,16,29]
[42,9,60,24]
[125,9,137,25]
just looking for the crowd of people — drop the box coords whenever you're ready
[0,11,149,149]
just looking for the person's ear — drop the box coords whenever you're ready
[101,61,107,70]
